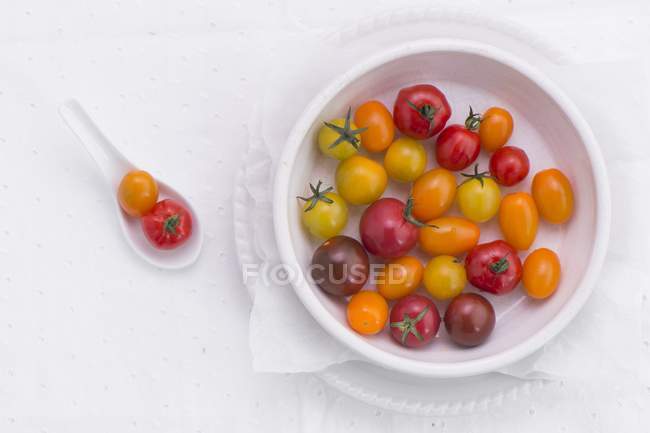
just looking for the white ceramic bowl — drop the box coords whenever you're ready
[273,39,610,378]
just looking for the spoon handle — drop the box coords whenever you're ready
[59,99,133,187]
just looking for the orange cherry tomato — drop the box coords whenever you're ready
[419,216,480,256]
[411,168,457,222]
[479,107,513,152]
[531,169,574,224]
[499,192,539,250]
[354,100,395,153]
[523,248,561,299]
[346,291,389,335]
[376,256,423,300]
[118,170,159,217]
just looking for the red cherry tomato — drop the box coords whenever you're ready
[359,197,428,259]
[141,199,193,250]
[489,146,530,186]
[393,84,451,140]
[435,108,482,171]
[389,294,440,348]
[465,240,522,295]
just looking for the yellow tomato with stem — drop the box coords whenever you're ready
[298,181,348,239]
[456,165,501,223]
[317,107,364,160]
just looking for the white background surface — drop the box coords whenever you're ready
[1,1,649,432]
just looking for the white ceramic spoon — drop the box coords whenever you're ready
[59,99,203,270]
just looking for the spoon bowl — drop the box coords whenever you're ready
[59,99,203,270]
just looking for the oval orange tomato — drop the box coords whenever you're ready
[346,291,389,335]
[419,216,480,256]
[523,248,561,299]
[376,256,423,300]
[479,107,513,152]
[499,192,539,250]
[354,100,395,153]
[531,169,574,224]
[118,170,159,217]
[411,168,456,222]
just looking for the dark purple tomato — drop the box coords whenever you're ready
[444,293,496,347]
[311,236,369,297]
[489,146,530,186]
[389,294,440,348]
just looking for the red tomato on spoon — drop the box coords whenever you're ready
[141,199,193,250]
[393,84,451,139]
[359,197,433,259]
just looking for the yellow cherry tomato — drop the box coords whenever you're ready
[411,168,456,222]
[523,248,561,299]
[499,192,539,250]
[354,100,395,153]
[335,155,388,205]
[317,108,362,160]
[347,291,389,335]
[118,170,158,217]
[479,107,513,152]
[531,168,574,224]
[456,166,501,223]
[384,137,427,182]
[298,181,348,239]
[376,256,423,300]
[424,255,467,300]
[418,216,480,256]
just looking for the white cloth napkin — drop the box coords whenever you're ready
[244,12,650,383]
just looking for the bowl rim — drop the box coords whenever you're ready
[272,38,611,378]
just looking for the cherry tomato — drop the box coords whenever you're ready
[298,181,348,239]
[335,155,388,205]
[499,192,539,250]
[489,146,530,186]
[347,291,389,335]
[478,107,513,152]
[456,165,501,223]
[117,170,159,217]
[376,256,423,300]
[523,248,561,299]
[410,168,456,222]
[311,236,369,297]
[418,216,480,256]
[444,293,495,347]
[435,108,482,171]
[531,169,574,224]
[354,100,395,153]
[141,199,193,250]
[393,84,451,139]
[465,240,522,295]
[359,197,429,258]
[317,107,364,160]
[384,137,427,182]
[389,294,440,348]
[423,255,467,300]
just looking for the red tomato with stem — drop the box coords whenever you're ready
[489,146,530,186]
[359,197,434,259]
[465,240,522,295]
[141,199,193,250]
[435,107,481,171]
[389,294,440,348]
[393,84,451,139]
